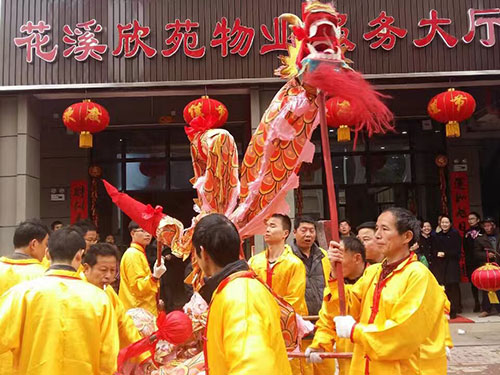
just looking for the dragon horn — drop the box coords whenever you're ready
[279,13,304,28]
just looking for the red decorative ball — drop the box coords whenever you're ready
[183,96,228,127]
[435,155,448,168]
[62,100,110,134]
[427,89,476,124]
[88,165,103,178]
[471,263,500,292]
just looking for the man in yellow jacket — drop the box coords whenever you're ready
[307,207,448,375]
[119,221,166,316]
[291,216,334,375]
[248,213,307,315]
[82,242,150,364]
[0,226,119,375]
[0,219,50,375]
[193,213,292,375]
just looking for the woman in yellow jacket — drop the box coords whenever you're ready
[307,208,448,375]
[194,214,292,375]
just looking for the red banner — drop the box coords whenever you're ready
[70,180,88,224]
[450,171,470,281]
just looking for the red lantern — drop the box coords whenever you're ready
[62,100,110,148]
[427,88,476,138]
[471,263,500,304]
[183,96,228,137]
[325,97,354,142]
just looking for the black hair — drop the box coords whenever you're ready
[271,213,292,233]
[83,243,119,267]
[73,219,97,235]
[356,221,376,232]
[339,219,351,227]
[48,226,86,262]
[294,216,316,230]
[382,207,421,246]
[439,214,452,223]
[343,236,366,262]
[13,219,50,248]
[420,220,432,228]
[128,221,140,232]
[50,220,63,230]
[468,211,481,220]
[192,214,241,268]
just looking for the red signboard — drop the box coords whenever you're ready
[70,180,88,224]
[450,171,470,281]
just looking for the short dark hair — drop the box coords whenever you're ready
[48,226,86,262]
[340,219,351,227]
[382,207,420,246]
[356,221,376,232]
[271,213,292,233]
[343,236,366,262]
[50,220,63,230]
[420,220,432,228]
[73,219,97,235]
[128,221,140,232]
[439,214,452,223]
[83,243,119,267]
[468,211,481,220]
[294,216,316,230]
[192,214,240,268]
[13,219,50,248]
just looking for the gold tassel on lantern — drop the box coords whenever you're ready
[445,121,460,138]
[79,131,93,148]
[337,125,351,142]
[488,291,500,304]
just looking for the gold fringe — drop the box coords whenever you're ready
[445,121,460,138]
[337,125,351,142]
[488,291,499,304]
[79,131,93,148]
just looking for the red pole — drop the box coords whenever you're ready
[318,92,346,316]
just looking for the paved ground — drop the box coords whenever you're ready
[448,312,500,374]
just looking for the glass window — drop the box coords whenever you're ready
[170,161,194,190]
[100,163,122,190]
[332,155,367,185]
[170,130,191,157]
[125,132,166,159]
[330,130,366,152]
[299,156,323,186]
[369,154,411,184]
[93,132,123,160]
[369,131,409,152]
[126,161,166,191]
[299,188,324,220]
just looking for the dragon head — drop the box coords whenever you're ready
[277,1,345,79]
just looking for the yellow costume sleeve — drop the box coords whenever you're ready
[98,296,120,375]
[351,270,444,361]
[443,293,454,348]
[0,287,25,356]
[220,282,285,374]
[123,251,159,298]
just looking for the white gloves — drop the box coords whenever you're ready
[153,258,167,279]
[334,315,356,338]
[305,347,323,364]
[446,346,451,361]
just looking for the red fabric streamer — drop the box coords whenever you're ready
[117,311,192,372]
[303,62,394,146]
[184,114,219,137]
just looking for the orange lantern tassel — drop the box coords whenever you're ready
[488,291,500,304]
[79,131,93,148]
[445,121,460,138]
[337,125,351,142]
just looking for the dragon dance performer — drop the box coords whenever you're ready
[0,219,50,375]
[307,208,448,375]
[0,227,119,375]
[82,243,151,366]
[194,213,292,375]
[119,221,166,316]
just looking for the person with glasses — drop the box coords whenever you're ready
[119,221,166,316]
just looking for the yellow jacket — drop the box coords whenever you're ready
[204,271,292,375]
[0,255,47,375]
[248,244,307,315]
[311,254,447,375]
[0,268,119,375]
[119,243,159,316]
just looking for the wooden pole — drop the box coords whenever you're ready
[318,91,346,316]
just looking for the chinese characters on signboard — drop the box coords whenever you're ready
[70,180,88,224]
[13,8,500,63]
[450,171,471,282]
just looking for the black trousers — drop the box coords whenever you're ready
[481,290,500,313]
[445,283,462,317]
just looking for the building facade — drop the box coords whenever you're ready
[0,0,499,252]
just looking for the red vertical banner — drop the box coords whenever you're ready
[70,180,88,224]
[450,171,470,281]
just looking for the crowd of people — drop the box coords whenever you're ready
[0,207,493,374]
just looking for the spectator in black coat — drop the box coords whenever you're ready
[431,215,462,319]
[418,220,433,267]
[464,212,483,312]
